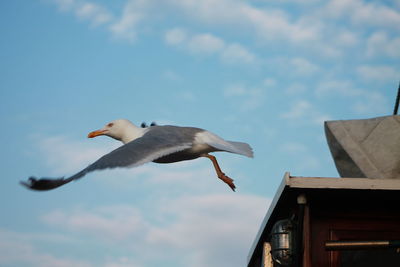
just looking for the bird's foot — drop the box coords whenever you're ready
[218,173,236,192]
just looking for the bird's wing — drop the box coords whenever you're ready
[21,126,197,191]
[84,128,193,172]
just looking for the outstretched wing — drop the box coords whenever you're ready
[21,126,198,191]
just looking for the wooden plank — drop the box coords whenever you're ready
[262,242,273,267]
[288,177,400,190]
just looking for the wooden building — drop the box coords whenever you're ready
[247,172,400,267]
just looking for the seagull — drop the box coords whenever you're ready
[20,119,253,191]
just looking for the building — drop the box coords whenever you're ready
[247,172,400,267]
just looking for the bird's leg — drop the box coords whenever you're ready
[202,154,236,191]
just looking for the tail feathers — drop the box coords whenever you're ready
[227,141,254,158]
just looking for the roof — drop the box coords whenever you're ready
[247,172,400,266]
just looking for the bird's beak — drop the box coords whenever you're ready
[88,129,107,138]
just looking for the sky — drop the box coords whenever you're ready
[0,0,399,266]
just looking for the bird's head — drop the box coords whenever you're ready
[88,119,144,144]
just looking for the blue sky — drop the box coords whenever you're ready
[0,0,399,266]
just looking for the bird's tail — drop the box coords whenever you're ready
[227,141,254,158]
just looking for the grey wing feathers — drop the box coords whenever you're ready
[85,127,194,172]
[21,126,197,191]
[202,137,254,158]
[226,141,254,158]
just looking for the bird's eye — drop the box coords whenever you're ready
[107,123,114,127]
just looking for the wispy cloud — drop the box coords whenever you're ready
[42,205,147,242]
[48,0,400,62]
[280,99,331,125]
[165,28,256,65]
[323,0,400,30]
[187,33,225,54]
[75,2,112,26]
[289,57,320,76]
[34,135,118,175]
[279,142,322,172]
[0,229,92,267]
[353,91,389,115]
[147,193,269,267]
[166,0,320,43]
[39,193,269,267]
[356,65,399,83]
[315,80,362,97]
[162,70,183,82]
[315,79,390,115]
[52,0,112,27]
[366,31,400,58]
[108,0,147,42]
[223,83,266,111]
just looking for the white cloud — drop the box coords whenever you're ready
[270,56,322,78]
[168,0,320,43]
[285,83,307,95]
[164,28,187,45]
[315,79,390,116]
[34,135,118,175]
[280,100,312,119]
[351,2,400,30]
[143,193,270,267]
[162,69,183,82]
[108,0,146,42]
[0,230,143,267]
[187,33,225,54]
[290,57,320,76]
[47,0,400,65]
[42,205,147,242]
[0,229,92,267]
[315,80,362,97]
[165,29,257,65]
[52,0,76,11]
[366,31,400,58]
[353,91,389,115]
[52,0,112,27]
[357,65,399,83]
[36,193,269,267]
[221,43,256,64]
[280,100,331,125]
[50,0,319,48]
[263,78,277,88]
[334,30,359,47]
[75,2,112,26]
[224,83,266,111]
[324,0,400,30]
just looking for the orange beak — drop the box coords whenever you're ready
[87,129,107,138]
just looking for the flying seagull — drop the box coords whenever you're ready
[20,119,253,191]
